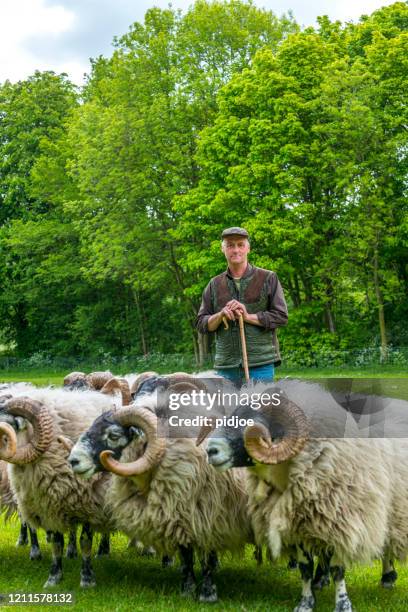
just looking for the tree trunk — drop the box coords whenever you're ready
[325,305,336,334]
[132,288,148,356]
[324,278,336,333]
[373,246,388,362]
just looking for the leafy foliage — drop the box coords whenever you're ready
[0,1,407,366]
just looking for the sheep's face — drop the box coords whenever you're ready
[68,411,143,479]
[206,405,284,470]
[132,375,161,400]
[64,379,90,391]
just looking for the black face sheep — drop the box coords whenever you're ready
[0,387,118,588]
[68,378,253,603]
[202,380,408,612]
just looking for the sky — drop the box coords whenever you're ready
[0,0,398,85]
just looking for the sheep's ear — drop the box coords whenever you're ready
[129,426,144,439]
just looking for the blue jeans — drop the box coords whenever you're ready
[216,363,274,386]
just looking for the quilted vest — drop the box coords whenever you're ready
[211,266,278,368]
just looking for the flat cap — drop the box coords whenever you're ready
[221,226,249,239]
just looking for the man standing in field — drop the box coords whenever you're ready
[196,227,288,384]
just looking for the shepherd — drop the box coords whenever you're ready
[195,227,288,385]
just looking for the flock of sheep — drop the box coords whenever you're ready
[1,370,408,611]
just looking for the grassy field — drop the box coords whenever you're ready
[1,365,408,388]
[1,368,408,610]
[1,517,408,612]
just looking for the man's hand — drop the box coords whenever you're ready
[207,306,235,331]
[221,304,236,321]
[226,300,248,318]
[226,300,262,327]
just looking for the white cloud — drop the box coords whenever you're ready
[0,0,76,81]
[259,0,396,27]
[0,0,400,85]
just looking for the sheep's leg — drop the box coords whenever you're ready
[96,532,110,557]
[16,521,28,546]
[287,544,298,570]
[331,564,352,612]
[198,550,218,603]
[179,544,196,596]
[381,551,397,588]
[66,527,78,558]
[44,532,64,588]
[294,546,315,612]
[313,551,332,590]
[79,523,96,588]
[254,545,263,565]
[28,526,42,560]
[46,530,53,543]
[162,554,173,567]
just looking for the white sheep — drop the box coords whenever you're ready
[0,387,118,588]
[203,379,408,612]
[69,377,254,602]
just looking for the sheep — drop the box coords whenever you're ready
[68,376,254,602]
[0,389,46,560]
[202,379,408,612]
[0,386,118,588]
[63,371,114,391]
[0,385,99,561]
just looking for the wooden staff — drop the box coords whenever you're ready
[238,314,250,384]
[222,314,250,384]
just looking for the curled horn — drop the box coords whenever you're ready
[130,372,158,396]
[99,407,165,477]
[101,378,132,406]
[63,372,86,387]
[166,374,208,392]
[0,422,17,460]
[5,398,54,464]
[86,371,114,390]
[244,400,309,464]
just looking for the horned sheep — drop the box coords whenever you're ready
[0,386,119,588]
[203,379,408,612]
[68,376,254,602]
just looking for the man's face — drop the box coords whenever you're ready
[222,237,250,267]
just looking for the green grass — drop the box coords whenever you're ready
[2,368,408,610]
[1,517,408,611]
[0,365,408,389]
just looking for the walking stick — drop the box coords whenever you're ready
[238,314,250,384]
[222,314,250,384]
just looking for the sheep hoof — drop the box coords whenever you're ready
[287,557,298,570]
[162,555,174,568]
[334,596,352,612]
[313,574,330,590]
[16,536,28,547]
[198,584,218,603]
[181,576,196,597]
[381,570,397,588]
[140,546,156,557]
[44,572,63,588]
[66,545,78,559]
[29,546,42,561]
[294,595,315,612]
[80,572,96,588]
